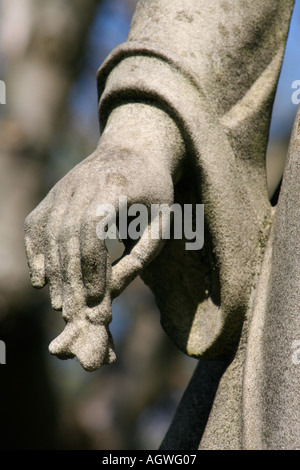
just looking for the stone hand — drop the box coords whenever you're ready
[24,104,184,371]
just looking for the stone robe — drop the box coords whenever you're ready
[97,0,299,449]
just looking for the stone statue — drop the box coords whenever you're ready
[24,0,299,449]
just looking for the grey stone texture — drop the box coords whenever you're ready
[25,0,299,449]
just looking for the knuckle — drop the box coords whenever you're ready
[58,219,79,245]
[81,209,100,244]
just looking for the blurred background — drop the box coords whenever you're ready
[0,0,299,450]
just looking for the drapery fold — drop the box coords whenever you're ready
[96,0,296,449]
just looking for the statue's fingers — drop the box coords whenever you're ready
[80,196,109,306]
[24,191,55,288]
[110,215,165,297]
[44,189,72,311]
[53,194,115,369]
[79,185,128,305]
[57,191,94,319]
[49,315,116,371]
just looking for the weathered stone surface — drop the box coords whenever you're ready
[243,106,300,450]
[98,0,294,362]
[25,0,298,449]
[25,102,184,371]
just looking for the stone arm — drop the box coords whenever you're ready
[25,0,294,370]
[24,0,297,449]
